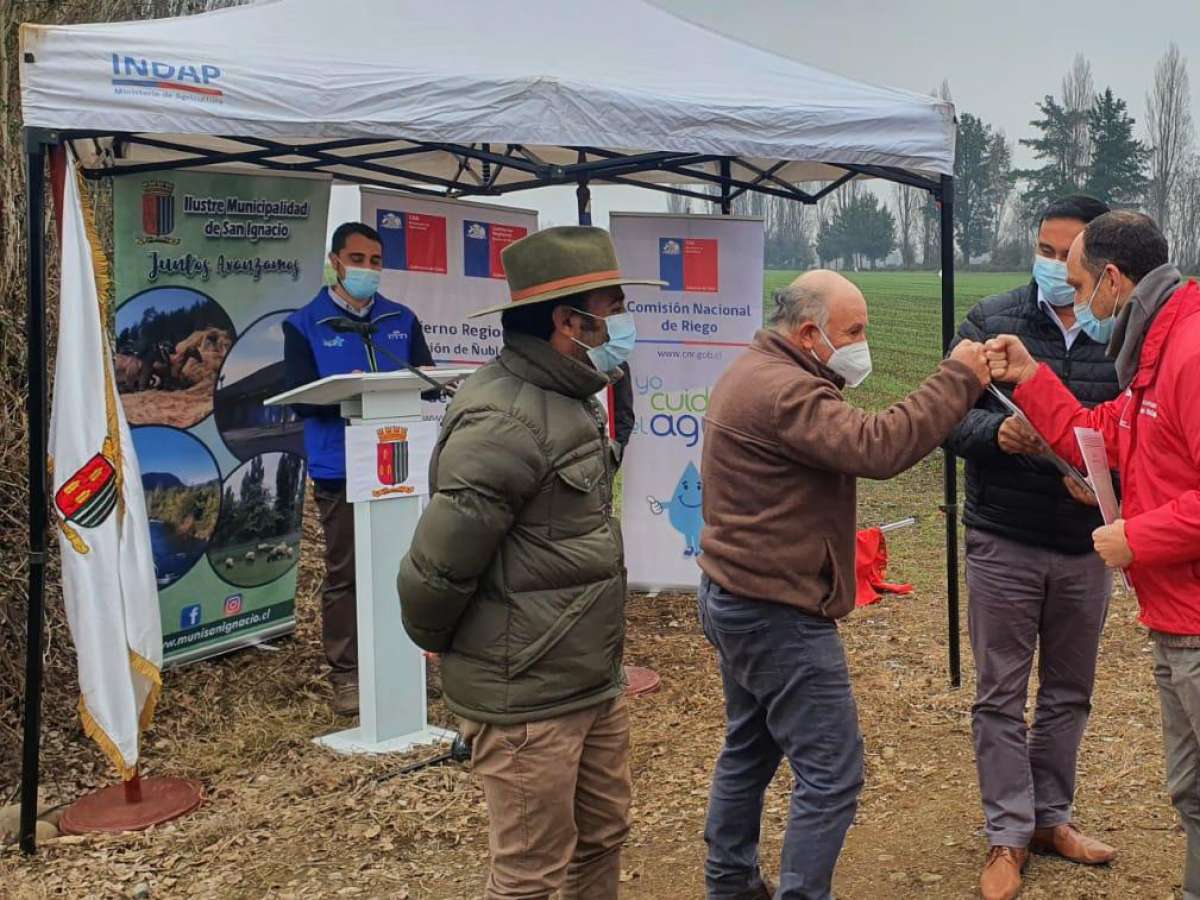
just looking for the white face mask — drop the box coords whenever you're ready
[814,326,872,388]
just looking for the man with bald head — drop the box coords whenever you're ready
[697,270,991,899]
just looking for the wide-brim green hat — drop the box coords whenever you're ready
[467,225,665,318]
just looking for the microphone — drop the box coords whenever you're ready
[322,316,377,338]
[318,315,460,399]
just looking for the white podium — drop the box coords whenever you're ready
[266,368,475,754]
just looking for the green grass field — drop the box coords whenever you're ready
[209,533,303,588]
[762,270,1027,410]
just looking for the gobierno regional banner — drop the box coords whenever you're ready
[609,212,764,590]
[358,189,538,420]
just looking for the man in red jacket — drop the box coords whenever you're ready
[986,210,1200,896]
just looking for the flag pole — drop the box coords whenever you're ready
[124,772,142,804]
[20,129,50,856]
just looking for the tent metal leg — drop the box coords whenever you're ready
[939,174,961,689]
[576,178,591,226]
[20,131,50,855]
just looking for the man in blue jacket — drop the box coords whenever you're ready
[949,195,1118,900]
[283,221,433,714]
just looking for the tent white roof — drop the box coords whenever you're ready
[19,0,956,197]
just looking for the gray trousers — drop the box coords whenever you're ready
[1155,643,1200,900]
[965,528,1111,847]
[698,576,864,900]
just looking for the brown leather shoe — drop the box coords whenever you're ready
[980,846,1028,900]
[331,680,359,716]
[1031,823,1116,865]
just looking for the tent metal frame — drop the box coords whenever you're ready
[19,124,960,854]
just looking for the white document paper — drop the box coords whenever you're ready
[987,385,1093,496]
[345,419,439,504]
[1074,426,1133,590]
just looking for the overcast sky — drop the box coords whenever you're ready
[331,1,1200,232]
[657,0,1198,165]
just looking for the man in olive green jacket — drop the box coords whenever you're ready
[398,226,662,900]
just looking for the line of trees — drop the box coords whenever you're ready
[687,47,1199,274]
[904,47,1199,272]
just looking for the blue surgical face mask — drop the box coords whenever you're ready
[339,266,380,302]
[1074,274,1119,344]
[573,311,637,372]
[1032,255,1075,307]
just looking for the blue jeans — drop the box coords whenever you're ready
[698,576,864,900]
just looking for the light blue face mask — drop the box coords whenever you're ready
[1032,255,1075,307]
[573,311,637,372]
[1074,274,1119,344]
[339,266,381,302]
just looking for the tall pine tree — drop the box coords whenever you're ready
[954,113,1010,262]
[1085,88,1149,207]
[1017,95,1083,216]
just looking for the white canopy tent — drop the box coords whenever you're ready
[19,0,954,194]
[17,0,963,854]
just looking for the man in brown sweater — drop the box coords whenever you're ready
[697,270,990,900]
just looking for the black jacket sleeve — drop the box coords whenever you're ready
[612,362,634,448]
[282,321,341,420]
[946,304,1007,462]
[409,314,434,367]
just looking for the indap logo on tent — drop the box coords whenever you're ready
[110,54,224,102]
[659,238,719,293]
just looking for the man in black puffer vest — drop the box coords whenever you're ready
[949,195,1120,900]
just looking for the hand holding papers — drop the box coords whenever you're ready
[997,415,1043,456]
[1075,426,1134,589]
[1062,474,1100,507]
[985,385,1094,497]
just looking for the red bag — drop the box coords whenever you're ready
[854,527,914,608]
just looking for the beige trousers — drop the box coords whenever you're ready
[462,695,632,900]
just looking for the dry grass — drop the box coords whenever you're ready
[0,456,1184,898]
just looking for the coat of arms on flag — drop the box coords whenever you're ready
[137,179,180,245]
[52,449,119,553]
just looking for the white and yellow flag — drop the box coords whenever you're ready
[49,149,162,779]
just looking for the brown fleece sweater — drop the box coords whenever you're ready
[699,329,983,620]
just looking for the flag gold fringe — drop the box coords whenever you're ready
[78,697,137,781]
[129,649,163,733]
[76,650,162,782]
[74,168,113,322]
[75,166,125,521]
